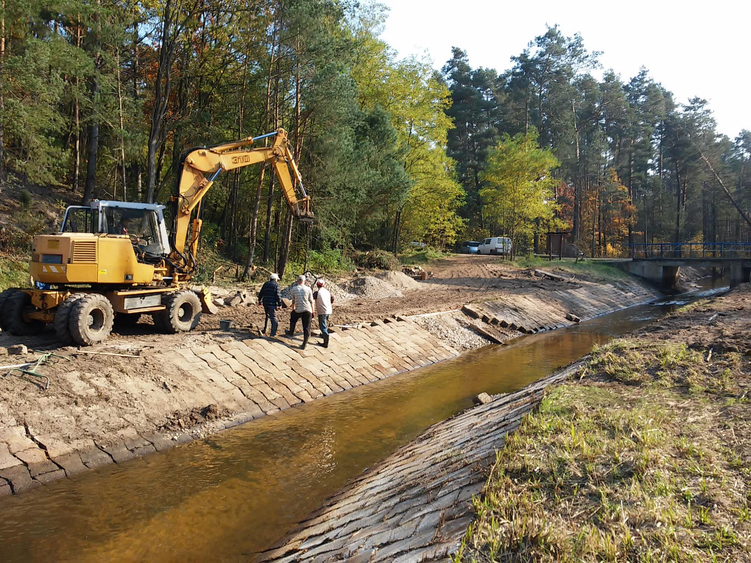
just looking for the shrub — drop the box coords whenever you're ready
[353,249,400,270]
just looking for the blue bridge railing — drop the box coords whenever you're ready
[630,242,751,259]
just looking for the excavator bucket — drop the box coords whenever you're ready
[297,212,316,224]
[195,287,218,314]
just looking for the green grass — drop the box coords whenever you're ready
[515,256,630,283]
[399,247,449,265]
[0,256,30,290]
[455,338,750,562]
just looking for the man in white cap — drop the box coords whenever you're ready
[287,274,315,349]
[257,273,283,336]
[313,279,334,348]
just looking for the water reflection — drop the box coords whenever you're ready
[0,289,724,562]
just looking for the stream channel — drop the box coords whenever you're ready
[0,284,728,562]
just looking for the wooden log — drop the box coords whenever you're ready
[461,304,484,319]
[534,269,573,282]
[468,321,504,344]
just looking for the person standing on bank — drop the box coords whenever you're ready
[257,273,283,337]
[313,279,334,348]
[287,274,315,349]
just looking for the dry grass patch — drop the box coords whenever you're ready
[455,339,749,562]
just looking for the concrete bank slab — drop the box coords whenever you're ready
[0,318,459,495]
[255,361,585,562]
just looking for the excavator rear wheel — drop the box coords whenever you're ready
[162,291,202,333]
[54,293,86,344]
[0,288,20,331]
[6,291,45,336]
[69,294,114,346]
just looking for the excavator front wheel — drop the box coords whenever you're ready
[69,294,115,346]
[6,291,45,336]
[54,293,86,344]
[162,291,202,333]
[0,288,20,331]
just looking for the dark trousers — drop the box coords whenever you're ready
[289,310,312,343]
[263,305,278,336]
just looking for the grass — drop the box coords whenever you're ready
[454,338,750,562]
[0,256,30,290]
[399,247,449,265]
[515,256,631,283]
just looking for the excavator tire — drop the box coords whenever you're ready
[0,288,20,331]
[162,291,202,333]
[54,293,86,344]
[68,294,114,346]
[151,311,169,332]
[6,291,45,336]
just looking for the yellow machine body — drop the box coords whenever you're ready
[30,233,157,286]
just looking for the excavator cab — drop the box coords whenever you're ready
[61,201,171,262]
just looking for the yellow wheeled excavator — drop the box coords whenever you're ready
[0,128,313,346]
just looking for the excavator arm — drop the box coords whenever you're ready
[170,128,313,272]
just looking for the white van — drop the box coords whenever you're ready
[478,236,512,255]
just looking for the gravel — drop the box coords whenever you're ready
[412,311,490,351]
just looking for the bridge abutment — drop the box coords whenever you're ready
[728,264,751,288]
[614,261,680,291]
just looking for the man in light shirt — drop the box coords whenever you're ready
[287,274,315,349]
[314,279,334,348]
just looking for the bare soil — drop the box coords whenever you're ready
[197,255,598,329]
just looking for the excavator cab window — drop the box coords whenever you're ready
[61,206,94,233]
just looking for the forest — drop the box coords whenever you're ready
[0,0,749,277]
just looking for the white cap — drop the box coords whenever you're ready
[297,274,306,282]
[270,273,279,280]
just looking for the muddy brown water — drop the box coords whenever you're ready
[0,286,727,562]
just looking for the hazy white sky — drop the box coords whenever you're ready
[377,0,749,139]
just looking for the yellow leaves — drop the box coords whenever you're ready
[479,130,560,241]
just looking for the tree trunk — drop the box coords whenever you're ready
[263,174,276,263]
[115,47,127,201]
[82,71,99,205]
[146,0,181,203]
[0,2,6,186]
[276,209,293,278]
[243,166,266,279]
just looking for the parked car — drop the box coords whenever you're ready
[459,240,481,254]
[409,241,427,248]
[478,236,512,255]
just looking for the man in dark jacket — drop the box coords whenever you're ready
[257,273,283,337]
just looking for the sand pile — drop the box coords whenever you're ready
[375,270,420,290]
[280,275,357,302]
[342,276,403,300]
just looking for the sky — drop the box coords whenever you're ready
[376,0,749,139]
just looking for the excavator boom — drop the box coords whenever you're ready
[171,129,313,267]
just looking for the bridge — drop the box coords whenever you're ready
[614,242,751,290]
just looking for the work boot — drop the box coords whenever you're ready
[301,335,308,350]
[323,334,329,348]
